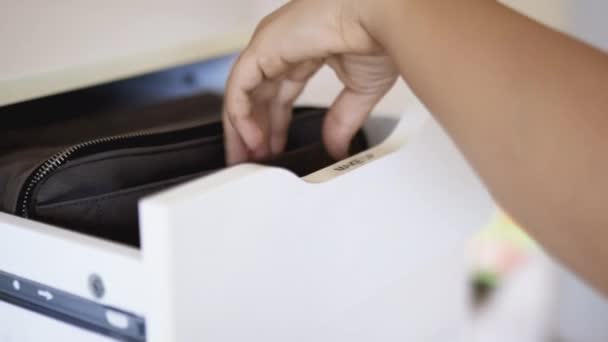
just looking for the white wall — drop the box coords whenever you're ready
[566,1,608,50]
[502,0,570,30]
[502,0,608,51]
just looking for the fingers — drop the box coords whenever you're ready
[223,49,297,164]
[323,88,387,160]
[268,61,322,155]
[249,81,278,159]
[223,110,250,165]
[223,0,383,165]
[268,80,300,156]
[223,52,266,164]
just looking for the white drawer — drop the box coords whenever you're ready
[138,103,495,341]
[0,99,495,341]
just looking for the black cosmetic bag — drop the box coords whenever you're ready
[0,93,367,246]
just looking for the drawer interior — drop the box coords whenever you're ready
[0,54,399,247]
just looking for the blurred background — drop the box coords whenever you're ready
[2,1,608,341]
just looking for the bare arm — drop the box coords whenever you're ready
[371,0,608,292]
[223,0,608,292]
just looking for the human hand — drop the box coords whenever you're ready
[223,0,398,164]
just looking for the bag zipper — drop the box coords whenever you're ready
[17,107,324,218]
[17,123,223,218]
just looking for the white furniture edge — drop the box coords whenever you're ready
[0,31,249,107]
[0,212,145,314]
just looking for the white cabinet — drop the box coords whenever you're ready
[0,2,496,341]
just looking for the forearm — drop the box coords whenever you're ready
[371,0,608,291]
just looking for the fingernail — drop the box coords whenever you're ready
[270,137,285,157]
[251,143,271,161]
[241,121,265,152]
[328,143,349,161]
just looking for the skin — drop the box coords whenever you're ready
[223,0,608,294]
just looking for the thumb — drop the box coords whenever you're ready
[323,88,386,160]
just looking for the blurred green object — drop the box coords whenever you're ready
[472,270,500,308]
[476,214,537,250]
[471,213,537,308]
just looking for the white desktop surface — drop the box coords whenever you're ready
[0,1,261,107]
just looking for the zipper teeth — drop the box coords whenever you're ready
[18,109,323,218]
[19,131,154,218]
